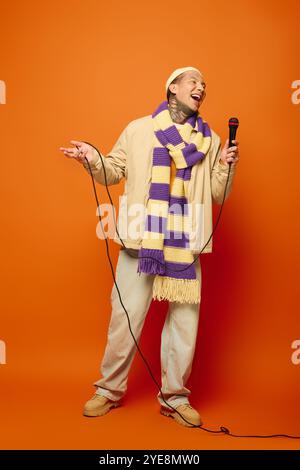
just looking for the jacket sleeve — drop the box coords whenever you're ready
[82,126,128,186]
[210,134,237,204]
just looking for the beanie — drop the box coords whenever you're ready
[165,66,203,92]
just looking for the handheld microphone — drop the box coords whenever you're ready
[228,117,239,165]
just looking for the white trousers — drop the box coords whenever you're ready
[94,248,202,410]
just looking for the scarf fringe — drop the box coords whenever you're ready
[153,276,200,304]
[137,248,165,275]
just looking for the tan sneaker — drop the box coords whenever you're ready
[160,403,202,427]
[83,394,120,417]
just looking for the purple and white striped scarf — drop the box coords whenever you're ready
[137,100,212,303]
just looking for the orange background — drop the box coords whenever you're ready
[1,0,300,450]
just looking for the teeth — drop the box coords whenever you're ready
[191,95,200,100]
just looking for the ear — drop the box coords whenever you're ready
[169,83,178,95]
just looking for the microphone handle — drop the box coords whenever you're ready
[229,126,237,148]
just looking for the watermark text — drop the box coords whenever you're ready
[0,340,6,364]
[0,80,6,104]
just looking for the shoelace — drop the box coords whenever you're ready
[92,395,106,401]
[177,404,195,411]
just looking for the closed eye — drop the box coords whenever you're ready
[190,79,206,89]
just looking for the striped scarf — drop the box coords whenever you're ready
[137,100,212,304]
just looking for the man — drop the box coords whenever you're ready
[59,66,239,427]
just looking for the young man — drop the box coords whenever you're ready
[60,66,240,427]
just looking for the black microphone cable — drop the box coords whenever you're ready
[81,143,300,439]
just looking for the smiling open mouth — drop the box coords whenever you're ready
[191,94,201,102]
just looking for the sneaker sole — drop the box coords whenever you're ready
[83,402,120,417]
[160,407,202,427]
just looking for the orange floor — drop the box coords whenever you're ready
[1,362,300,450]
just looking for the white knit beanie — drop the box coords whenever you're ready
[165,66,203,92]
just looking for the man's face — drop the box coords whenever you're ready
[169,70,206,112]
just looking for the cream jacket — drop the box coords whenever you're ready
[83,115,237,254]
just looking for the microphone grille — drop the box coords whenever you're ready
[229,117,239,127]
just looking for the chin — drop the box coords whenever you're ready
[190,104,199,113]
[190,101,200,112]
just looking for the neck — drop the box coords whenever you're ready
[168,95,195,124]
